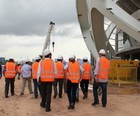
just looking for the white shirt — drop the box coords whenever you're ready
[94,58,100,76]
[64,62,84,72]
[21,64,32,78]
[37,58,56,82]
[94,57,108,82]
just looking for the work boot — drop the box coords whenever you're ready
[75,97,79,102]
[5,95,9,98]
[53,94,57,99]
[46,104,51,112]
[40,103,45,108]
[91,102,99,106]
[102,104,106,107]
[59,95,62,98]
[83,93,87,99]
[68,105,71,110]
[71,103,75,110]
[20,93,24,96]
[11,93,15,96]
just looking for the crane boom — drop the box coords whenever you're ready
[42,21,55,55]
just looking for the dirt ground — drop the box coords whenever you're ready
[0,77,140,116]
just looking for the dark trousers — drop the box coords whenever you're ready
[67,80,78,106]
[17,73,20,79]
[40,82,53,110]
[5,78,15,96]
[93,79,108,106]
[80,80,89,96]
[33,79,41,98]
[53,78,63,97]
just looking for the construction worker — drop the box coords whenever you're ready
[3,58,17,98]
[75,58,83,102]
[32,56,41,98]
[17,63,21,80]
[65,55,83,110]
[80,57,92,99]
[37,49,56,112]
[20,59,33,96]
[92,49,110,107]
[53,55,65,98]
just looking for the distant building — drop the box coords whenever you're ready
[0,57,6,64]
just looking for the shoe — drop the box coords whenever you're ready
[68,105,71,110]
[46,108,51,112]
[5,95,9,98]
[53,94,57,99]
[102,104,106,107]
[11,93,14,96]
[71,104,75,110]
[91,102,99,106]
[20,93,24,96]
[83,96,86,99]
[30,92,33,94]
[59,95,62,98]
[40,103,45,108]
[35,96,38,99]
[75,98,79,102]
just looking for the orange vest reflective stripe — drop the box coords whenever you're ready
[5,62,16,78]
[17,66,21,73]
[55,61,64,79]
[97,57,110,79]
[40,59,55,82]
[82,62,92,80]
[67,61,80,83]
[32,62,39,79]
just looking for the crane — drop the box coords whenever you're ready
[42,21,55,55]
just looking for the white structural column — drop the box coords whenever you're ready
[76,0,140,60]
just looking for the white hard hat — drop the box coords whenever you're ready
[83,57,88,60]
[99,49,106,55]
[69,55,75,60]
[35,56,41,60]
[57,55,63,60]
[24,58,30,63]
[43,49,51,56]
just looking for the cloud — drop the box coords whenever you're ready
[0,0,90,61]
[0,0,78,36]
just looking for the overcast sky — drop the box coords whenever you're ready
[0,0,90,61]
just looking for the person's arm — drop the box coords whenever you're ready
[3,65,6,77]
[94,58,100,82]
[79,64,84,81]
[37,62,41,82]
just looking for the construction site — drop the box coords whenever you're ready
[1,0,140,115]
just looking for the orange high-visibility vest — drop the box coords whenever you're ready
[40,59,55,82]
[17,65,21,73]
[97,57,110,79]
[67,61,80,83]
[55,61,64,79]
[82,62,92,80]
[5,62,17,78]
[32,62,39,79]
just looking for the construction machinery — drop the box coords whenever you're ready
[42,21,55,55]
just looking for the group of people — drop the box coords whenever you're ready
[1,48,110,112]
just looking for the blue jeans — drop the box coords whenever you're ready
[33,79,41,98]
[93,80,108,106]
